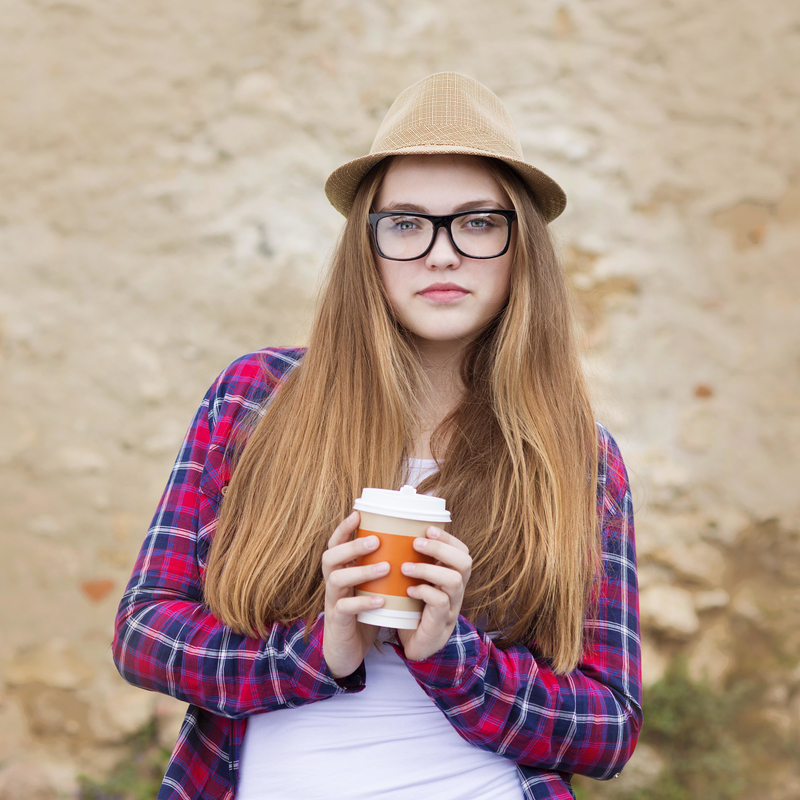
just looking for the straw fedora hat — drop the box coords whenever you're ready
[324,72,567,222]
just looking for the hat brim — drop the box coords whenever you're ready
[324,145,567,223]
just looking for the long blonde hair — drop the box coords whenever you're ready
[204,158,600,674]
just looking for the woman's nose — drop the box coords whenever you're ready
[424,226,461,269]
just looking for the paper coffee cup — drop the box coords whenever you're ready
[353,484,451,630]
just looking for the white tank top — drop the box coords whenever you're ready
[236,460,524,799]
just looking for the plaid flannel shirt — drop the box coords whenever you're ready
[113,348,642,800]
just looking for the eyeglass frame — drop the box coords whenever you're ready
[367,209,517,262]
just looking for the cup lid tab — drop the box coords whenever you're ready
[353,484,451,522]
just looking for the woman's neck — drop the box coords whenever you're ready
[410,340,466,459]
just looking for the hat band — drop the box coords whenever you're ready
[373,126,522,161]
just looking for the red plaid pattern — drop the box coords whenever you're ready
[113,348,641,800]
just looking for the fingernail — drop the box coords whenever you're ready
[374,561,390,575]
[371,596,383,607]
[401,562,415,575]
[415,537,428,550]
[427,527,441,538]
[364,535,379,549]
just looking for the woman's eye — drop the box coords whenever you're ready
[461,214,495,231]
[390,217,421,231]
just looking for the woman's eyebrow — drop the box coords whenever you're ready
[452,199,506,213]
[377,202,429,213]
[376,199,506,214]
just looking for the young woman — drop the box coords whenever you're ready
[113,72,642,800]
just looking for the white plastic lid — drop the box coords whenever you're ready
[357,608,422,630]
[353,484,451,522]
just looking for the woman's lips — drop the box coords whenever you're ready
[418,283,469,303]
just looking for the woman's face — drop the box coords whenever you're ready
[372,155,514,360]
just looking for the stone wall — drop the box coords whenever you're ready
[1,0,798,796]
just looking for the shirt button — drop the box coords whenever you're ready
[221,485,229,496]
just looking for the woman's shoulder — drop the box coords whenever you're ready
[594,421,633,519]
[595,421,625,465]
[204,346,307,429]
[209,346,305,393]
[212,347,306,388]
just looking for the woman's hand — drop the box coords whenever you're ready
[397,527,472,661]
[321,511,388,679]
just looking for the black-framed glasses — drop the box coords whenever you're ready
[368,209,517,261]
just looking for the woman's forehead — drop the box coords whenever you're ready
[375,155,512,211]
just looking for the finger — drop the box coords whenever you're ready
[325,561,390,592]
[322,534,381,576]
[412,537,472,574]
[406,582,453,616]
[327,511,361,549]
[330,593,385,619]
[402,562,466,594]
[425,526,469,554]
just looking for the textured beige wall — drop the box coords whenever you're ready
[1,0,798,794]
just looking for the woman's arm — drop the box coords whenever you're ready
[112,350,366,719]
[399,425,642,779]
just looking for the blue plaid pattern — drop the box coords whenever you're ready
[113,349,641,800]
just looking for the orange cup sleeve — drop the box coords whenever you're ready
[354,529,435,597]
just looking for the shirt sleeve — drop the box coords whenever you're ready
[112,350,365,720]
[399,424,642,780]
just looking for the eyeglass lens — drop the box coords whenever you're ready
[375,212,510,260]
